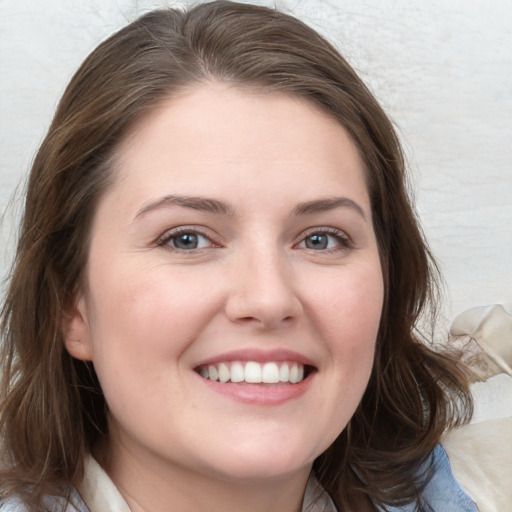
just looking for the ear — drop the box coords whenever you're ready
[62,295,94,362]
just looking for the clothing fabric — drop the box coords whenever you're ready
[0,488,88,512]
[447,301,512,511]
[380,445,477,512]
[0,445,477,512]
[442,416,512,512]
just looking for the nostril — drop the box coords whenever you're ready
[237,316,260,324]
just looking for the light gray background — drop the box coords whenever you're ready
[1,0,511,325]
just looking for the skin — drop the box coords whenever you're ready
[64,82,384,512]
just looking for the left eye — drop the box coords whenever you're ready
[164,231,213,250]
[298,232,347,250]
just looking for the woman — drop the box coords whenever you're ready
[0,2,474,510]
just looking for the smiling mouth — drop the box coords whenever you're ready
[195,361,314,385]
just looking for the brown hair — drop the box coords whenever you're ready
[0,2,472,510]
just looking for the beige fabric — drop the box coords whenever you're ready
[445,302,512,512]
[470,373,512,424]
[450,303,512,376]
[442,418,512,512]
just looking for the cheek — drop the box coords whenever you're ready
[303,269,381,457]
[342,271,383,375]
[310,262,383,344]
[309,261,383,414]
[83,261,229,392]
[88,260,212,337]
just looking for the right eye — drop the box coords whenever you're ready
[159,229,214,251]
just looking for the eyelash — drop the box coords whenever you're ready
[156,226,353,252]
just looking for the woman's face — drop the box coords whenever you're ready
[65,84,383,486]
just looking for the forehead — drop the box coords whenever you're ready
[107,83,369,212]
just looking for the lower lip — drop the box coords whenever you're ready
[197,374,313,405]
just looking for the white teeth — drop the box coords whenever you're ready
[208,365,218,381]
[290,363,299,384]
[245,362,262,383]
[199,361,306,384]
[218,362,230,383]
[230,362,244,383]
[279,363,289,382]
[262,362,279,383]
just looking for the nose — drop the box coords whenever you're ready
[224,247,303,329]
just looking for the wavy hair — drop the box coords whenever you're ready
[0,2,471,510]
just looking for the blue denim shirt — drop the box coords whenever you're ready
[382,445,477,512]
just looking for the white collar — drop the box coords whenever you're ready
[77,454,131,512]
[77,454,336,512]
[302,474,337,511]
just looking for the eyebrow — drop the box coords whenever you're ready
[134,194,366,222]
[293,197,366,220]
[134,195,235,221]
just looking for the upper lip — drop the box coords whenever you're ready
[193,348,316,369]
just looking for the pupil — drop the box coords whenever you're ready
[306,234,327,250]
[174,233,198,249]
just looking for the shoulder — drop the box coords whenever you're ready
[0,488,89,512]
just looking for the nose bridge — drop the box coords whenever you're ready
[225,239,301,327]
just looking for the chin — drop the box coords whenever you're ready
[195,432,322,482]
